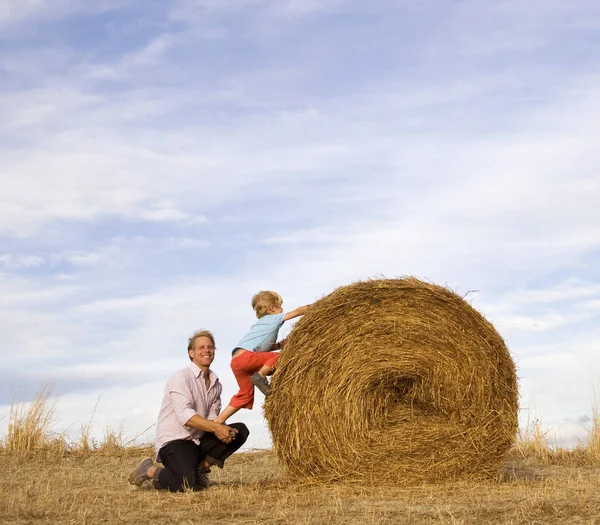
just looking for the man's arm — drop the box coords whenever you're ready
[283,304,311,321]
[184,414,237,442]
[168,375,234,443]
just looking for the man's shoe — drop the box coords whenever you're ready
[205,454,224,469]
[128,457,154,487]
[250,373,271,396]
[194,470,210,490]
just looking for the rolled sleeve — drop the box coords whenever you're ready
[168,378,198,426]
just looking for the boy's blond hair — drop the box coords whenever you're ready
[251,291,283,318]
[187,329,216,360]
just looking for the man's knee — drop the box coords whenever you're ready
[171,469,196,492]
[230,422,249,444]
[160,464,196,492]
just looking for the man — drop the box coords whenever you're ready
[129,329,249,491]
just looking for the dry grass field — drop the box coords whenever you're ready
[3,448,600,525]
[2,390,600,524]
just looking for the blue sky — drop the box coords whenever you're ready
[1,0,600,449]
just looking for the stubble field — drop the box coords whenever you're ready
[2,446,600,524]
[2,390,600,524]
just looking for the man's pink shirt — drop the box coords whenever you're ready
[154,362,222,460]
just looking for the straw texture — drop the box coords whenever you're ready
[264,277,518,484]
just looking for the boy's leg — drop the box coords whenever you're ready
[154,440,200,492]
[198,423,250,468]
[257,364,274,377]
[227,351,282,411]
[235,351,280,375]
[257,353,279,376]
[250,353,279,395]
[228,353,258,410]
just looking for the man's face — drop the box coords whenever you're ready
[189,336,215,368]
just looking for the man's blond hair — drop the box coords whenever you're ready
[187,329,216,360]
[251,291,283,318]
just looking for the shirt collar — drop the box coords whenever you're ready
[188,362,218,384]
[189,362,202,377]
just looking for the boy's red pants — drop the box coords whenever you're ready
[228,350,279,409]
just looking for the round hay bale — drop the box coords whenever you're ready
[264,277,518,484]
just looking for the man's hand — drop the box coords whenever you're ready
[213,423,238,443]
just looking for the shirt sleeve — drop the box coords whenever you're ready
[167,373,198,426]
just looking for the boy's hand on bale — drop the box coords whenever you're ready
[300,304,312,314]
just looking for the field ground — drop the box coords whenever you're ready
[2,448,600,525]
[3,390,600,524]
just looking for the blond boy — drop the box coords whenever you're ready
[215,291,310,423]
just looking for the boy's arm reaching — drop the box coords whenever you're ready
[283,304,311,321]
[214,404,240,424]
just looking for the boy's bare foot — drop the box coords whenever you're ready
[250,372,271,396]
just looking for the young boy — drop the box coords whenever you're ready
[215,291,310,424]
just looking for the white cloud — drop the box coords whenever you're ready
[270,0,341,17]
[90,35,176,80]
[124,35,172,68]
[138,207,207,224]
[0,0,55,26]
[0,87,102,128]
[3,73,599,248]
[172,0,263,13]
[0,0,133,31]
[492,313,570,335]
[0,254,45,268]
[425,0,600,59]
[504,280,600,305]
[170,0,339,18]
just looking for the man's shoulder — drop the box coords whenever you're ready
[167,365,194,383]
